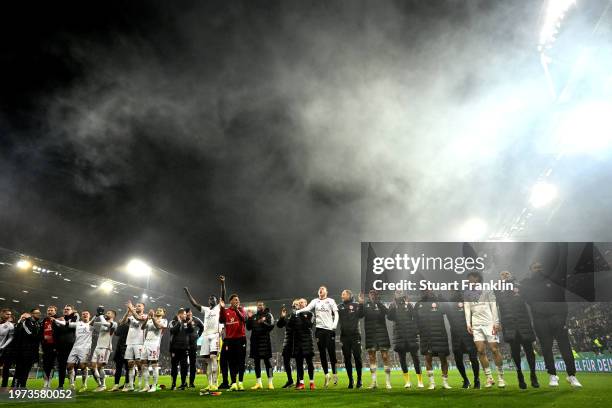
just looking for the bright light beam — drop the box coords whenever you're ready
[459,218,488,241]
[529,181,558,208]
[126,259,152,278]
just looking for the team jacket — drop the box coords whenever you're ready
[337,299,363,339]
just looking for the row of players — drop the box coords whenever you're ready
[0,267,584,392]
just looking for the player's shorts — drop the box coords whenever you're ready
[200,333,220,356]
[124,344,143,360]
[142,343,161,361]
[91,347,111,364]
[67,347,90,364]
[472,325,499,343]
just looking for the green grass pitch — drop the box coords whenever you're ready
[2,370,611,408]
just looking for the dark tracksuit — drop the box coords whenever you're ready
[289,311,315,382]
[387,298,421,375]
[496,287,538,382]
[415,301,449,357]
[14,317,42,387]
[112,322,130,386]
[187,317,204,386]
[53,312,79,388]
[277,313,294,384]
[246,309,274,379]
[363,300,390,350]
[169,318,193,387]
[521,274,576,376]
[445,301,479,383]
[337,299,363,383]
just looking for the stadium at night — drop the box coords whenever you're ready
[1,0,611,407]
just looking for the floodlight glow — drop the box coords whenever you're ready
[529,182,558,208]
[100,281,114,294]
[557,102,612,154]
[459,218,488,241]
[539,0,576,49]
[126,259,152,277]
[16,259,31,270]
[142,293,148,299]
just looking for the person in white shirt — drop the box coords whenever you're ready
[53,310,93,392]
[91,308,117,392]
[296,285,339,387]
[184,278,224,392]
[140,307,168,392]
[120,300,147,391]
[464,271,505,388]
[0,308,15,390]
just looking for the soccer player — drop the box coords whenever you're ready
[0,308,15,390]
[445,291,480,389]
[40,306,59,389]
[14,308,42,388]
[169,308,192,390]
[184,277,224,391]
[184,308,203,388]
[91,307,118,392]
[120,300,148,391]
[521,262,581,388]
[54,305,79,389]
[219,293,247,391]
[276,300,298,388]
[337,289,364,389]
[464,271,505,388]
[296,286,339,387]
[292,298,316,390]
[246,301,275,390]
[416,290,451,390]
[496,271,539,389]
[140,307,167,392]
[387,290,423,388]
[54,310,93,392]
[361,289,392,389]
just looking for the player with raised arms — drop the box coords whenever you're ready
[91,307,118,392]
[120,300,148,391]
[140,307,168,392]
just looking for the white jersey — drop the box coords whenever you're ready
[0,321,14,350]
[93,316,117,349]
[125,314,145,345]
[72,321,93,349]
[200,304,221,335]
[144,317,168,346]
[297,297,339,330]
[464,290,499,326]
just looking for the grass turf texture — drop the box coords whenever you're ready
[2,371,610,408]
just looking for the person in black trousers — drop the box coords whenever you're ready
[185,308,204,388]
[362,289,392,389]
[40,306,59,388]
[496,271,539,389]
[110,321,130,391]
[291,298,315,390]
[387,290,422,388]
[169,308,192,390]
[14,308,42,388]
[276,300,298,388]
[337,289,364,389]
[246,301,274,390]
[53,305,79,389]
[521,261,582,387]
[445,291,480,389]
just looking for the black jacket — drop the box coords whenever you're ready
[496,289,535,343]
[187,317,204,350]
[363,300,390,349]
[14,317,42,360]
[520,274,568,318]
[113,322,129,362]
[387,299,419,352]
[415,300,449,356]
[246,309,274,359]
[53,312,79,347]
[337,299,363,340]
[287,311,314,357]
[169,319,193,351]
[276,313,294,355]
[444,302,475,352]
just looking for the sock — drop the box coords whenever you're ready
[143,365,150,388]
[403,372,410,384]
[69,369,75,386]
[211,358,218,385]
[384,366,391,385]
[299,379,304,384]
[484,367,492,378]
[82,367,89,387]
[417,373,423,384]
[268,377,274,386]
[129,367,135,387]
[310,379,314,384]
[370,364,377,382]
[153,366,159,386]
[100,368,106,387]
[92,368,100,386]
[497,366,504,377]
[443,374,449,383]
[257,377,262,386]
[427,370,434,380]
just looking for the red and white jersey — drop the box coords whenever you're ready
[297,297,339,330]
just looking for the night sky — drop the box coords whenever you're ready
[1,0,611,300]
